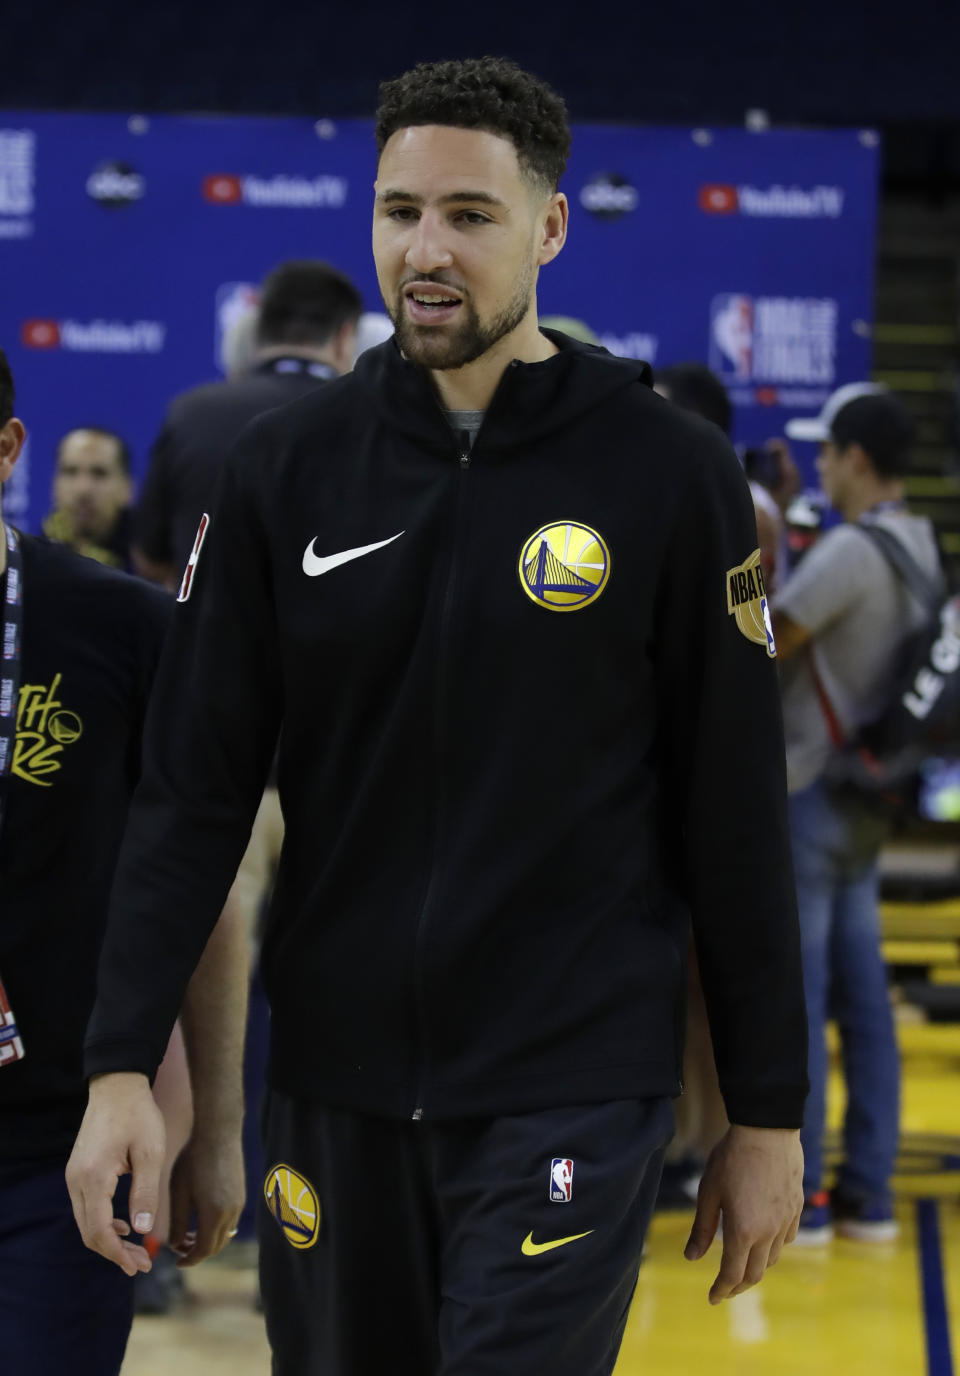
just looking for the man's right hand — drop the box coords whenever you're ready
[66,1071,166,1277]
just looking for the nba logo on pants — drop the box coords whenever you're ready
[550,1157,574,1203]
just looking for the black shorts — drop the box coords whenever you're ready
[259,1093,673,1376]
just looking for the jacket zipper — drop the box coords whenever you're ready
[411,437,472,1119]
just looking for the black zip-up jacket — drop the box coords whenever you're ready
[85,333,808,1127]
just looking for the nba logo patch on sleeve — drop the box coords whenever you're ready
[726,548,776,658]
[177,513,210,603]
[550,1157,574,1203]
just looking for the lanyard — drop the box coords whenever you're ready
[0,524,24,839]
[254,356,336,381]
[0,525,26,1066]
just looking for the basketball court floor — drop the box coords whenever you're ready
[120,1025,960,1375]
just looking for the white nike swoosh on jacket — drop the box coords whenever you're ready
[302,531,405,577]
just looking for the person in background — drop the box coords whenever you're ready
[653,361,732,433]
[655,362,784,591]
[134,261,363,1255]
[133,259,363,588]
[45,429,202,1315]
[778,384,892,572]
[44,427,134,572]
[772,387,942,1244]
[0,348,247,1374]
[742,438,801,592]
[652,361,768,1209]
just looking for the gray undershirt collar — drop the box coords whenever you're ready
[444,409,485,451]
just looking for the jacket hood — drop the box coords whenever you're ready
[353,328,653,454]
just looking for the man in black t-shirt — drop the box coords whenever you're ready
[134,259,363,587]
[0,350,247,1376]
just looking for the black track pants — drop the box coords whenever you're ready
[260,1094,673,1375]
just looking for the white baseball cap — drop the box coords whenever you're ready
[784,382,887,443]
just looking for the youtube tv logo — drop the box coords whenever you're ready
[700,182,844,218]
[20,317,165,353]
[699,184,739,214]
[203,174,243,204]
[21,319,61,349]
[201,171,348,209]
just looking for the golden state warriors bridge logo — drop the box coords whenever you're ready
[264,1164,321,1250]
[519,521,611,612]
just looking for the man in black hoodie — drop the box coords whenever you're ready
[68,58,807,1376]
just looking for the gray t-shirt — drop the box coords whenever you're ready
[774,510,941,793]
[445,409,484,452]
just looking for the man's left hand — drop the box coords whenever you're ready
[683,1124,803,1304]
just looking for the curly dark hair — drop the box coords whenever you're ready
[376,57,570,193]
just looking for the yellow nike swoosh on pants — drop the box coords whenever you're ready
[521,1229,594,1256]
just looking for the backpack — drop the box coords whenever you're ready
[808,521,960,810]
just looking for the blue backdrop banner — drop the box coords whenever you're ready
[0,112,879,533]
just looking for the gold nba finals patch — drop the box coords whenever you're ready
[264,1164,321,1250]
[727,548,776,658]
[519,521,611,612]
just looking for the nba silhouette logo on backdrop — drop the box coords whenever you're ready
[710,293,754,382]
[550,1157,574,1203]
